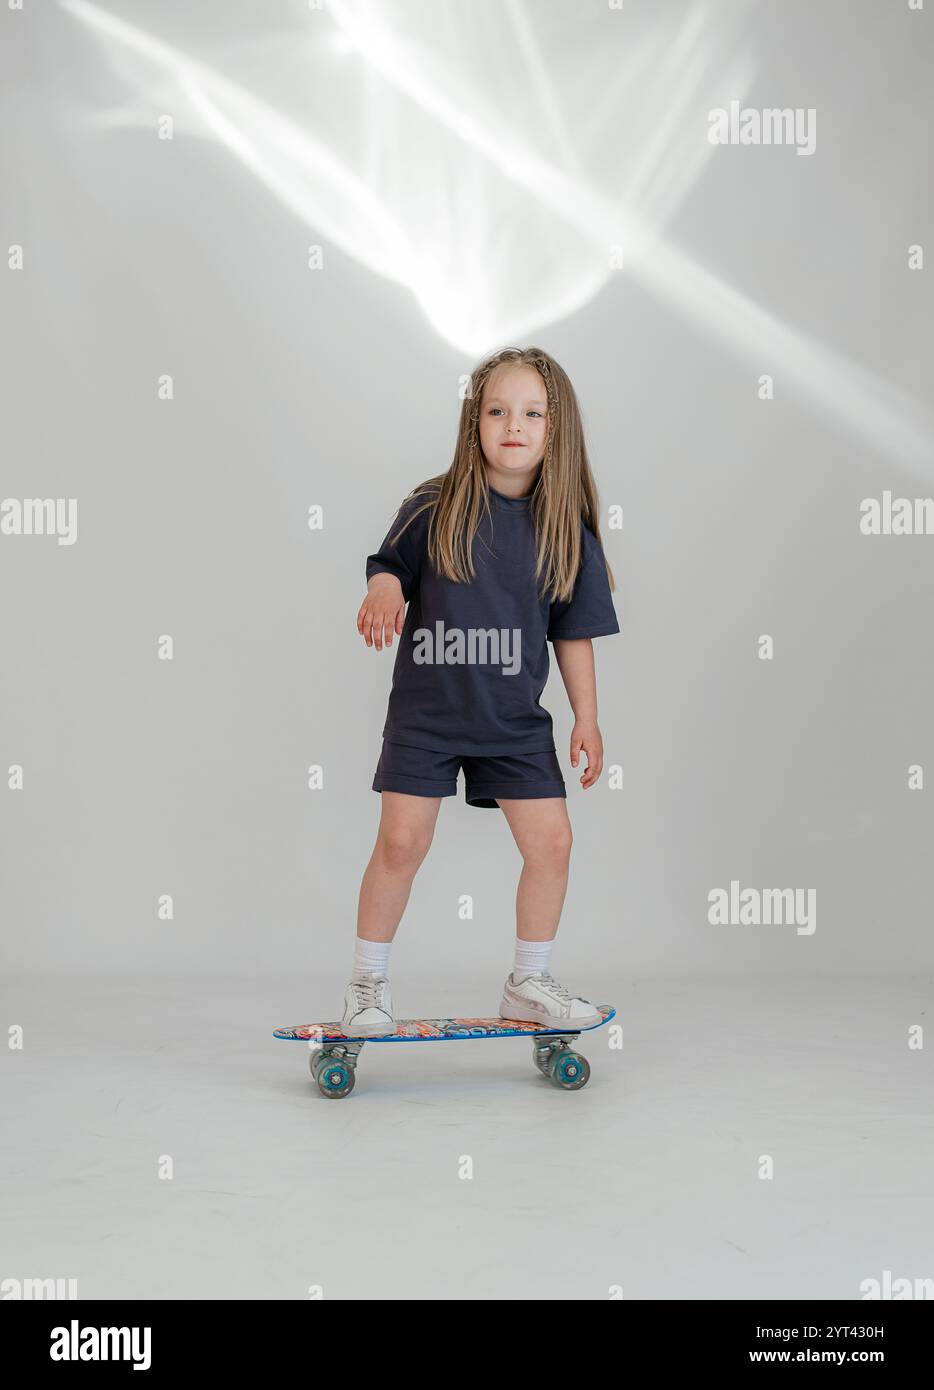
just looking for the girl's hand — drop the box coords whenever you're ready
[570,719,604,789]
[357,574,406,650]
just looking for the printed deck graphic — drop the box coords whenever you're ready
[274,1005,615,1043]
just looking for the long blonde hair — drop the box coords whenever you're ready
[386,346,615,604]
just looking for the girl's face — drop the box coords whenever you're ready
[478,366,549,489]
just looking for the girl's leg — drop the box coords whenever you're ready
[496,797,573,940]
[356,791,442,943]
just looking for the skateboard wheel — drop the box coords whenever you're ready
[531,1041,552,1076]
[315,1056,355,1099]
[549,1050,590,1090]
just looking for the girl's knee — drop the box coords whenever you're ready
[523,824,573,865]
[377,825,432,872]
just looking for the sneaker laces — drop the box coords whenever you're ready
[532,971,576,1004]
[352,975,386,1007]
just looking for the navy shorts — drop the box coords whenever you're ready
[372,739,566,810]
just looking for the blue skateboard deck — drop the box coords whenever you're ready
[274,1004,615,1043]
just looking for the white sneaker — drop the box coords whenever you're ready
[341,974,394,1036]
[499,970,601,1028]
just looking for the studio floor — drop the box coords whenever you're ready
[2,974,931,1300]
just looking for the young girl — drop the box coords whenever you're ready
[348,346,619,1035]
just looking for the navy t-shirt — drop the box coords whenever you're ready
[365,484,620,755]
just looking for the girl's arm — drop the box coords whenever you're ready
[552,638,604,790]
[360,494,424,651]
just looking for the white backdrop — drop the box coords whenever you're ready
[2,0,932,985]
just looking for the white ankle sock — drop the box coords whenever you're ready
[513,935,555,982]
[352,935,391,980]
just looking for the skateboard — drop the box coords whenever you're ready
[274,1005,616,1098]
